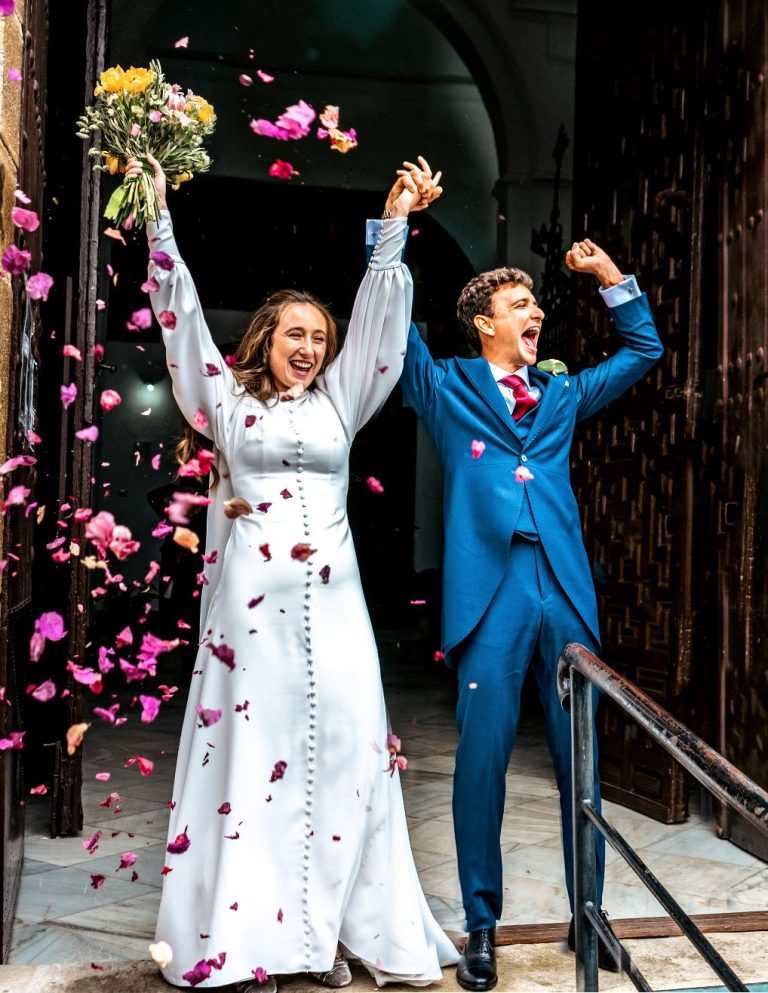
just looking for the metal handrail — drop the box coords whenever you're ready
[557,642,768,993]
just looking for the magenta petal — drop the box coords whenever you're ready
[75,425,99,442]
[26,271,54,301]
[158,310,176,329]
[149,251,175,271]
[141,276,160,294]
[181,960,211,987]
[100,389,122,411]
[366,476,384,493]
[139,695,161,724]
[31,679,56,702]
[195,704,222,727]
[167,827,191,854]
[36,611,66,641]
[130,308,153,330]
[269,760,287,783]
[1,244,31,275]
[11,206,40,232]
[60,383,77,409]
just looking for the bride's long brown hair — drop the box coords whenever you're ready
[175,289,339,485]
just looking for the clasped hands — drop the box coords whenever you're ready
[384,156,443,218]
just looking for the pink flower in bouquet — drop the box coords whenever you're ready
[148,109,163,124]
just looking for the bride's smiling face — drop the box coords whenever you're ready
[268,302,329,392]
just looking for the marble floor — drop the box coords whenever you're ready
[8,631,768,969]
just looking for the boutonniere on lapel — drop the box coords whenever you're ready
[537,358,568,377]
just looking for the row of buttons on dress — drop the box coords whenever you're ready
[287,404,317,967]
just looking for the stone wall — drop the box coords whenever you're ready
[0,0,23,556]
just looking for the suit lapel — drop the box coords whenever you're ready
[524,368,565,448]
[456,357,522,438]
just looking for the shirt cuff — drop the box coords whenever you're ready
[365,218,408,266]
[599,275,641,308]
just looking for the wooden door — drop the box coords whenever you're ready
[569,1,717,821]
[714,0,768,861]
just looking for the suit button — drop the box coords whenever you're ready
[520,454,528,463]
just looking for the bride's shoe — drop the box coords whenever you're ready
[309,953,353,988]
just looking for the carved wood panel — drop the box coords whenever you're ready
[714,0,768,861]
[570,1,716,822]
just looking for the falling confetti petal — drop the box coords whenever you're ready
[11,206,40,232]
[515,466,535,483]
[366,476,384,494]
[149,941,173,969]
[471,440,486,459]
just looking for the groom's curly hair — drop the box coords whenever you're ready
[457,267,534,352]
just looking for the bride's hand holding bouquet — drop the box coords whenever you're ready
[76,60,216,229]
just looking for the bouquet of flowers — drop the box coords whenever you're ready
[76,60,216,228]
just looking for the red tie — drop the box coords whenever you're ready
[498,373,538,421]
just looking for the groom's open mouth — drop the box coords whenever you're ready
[521,326,540,354]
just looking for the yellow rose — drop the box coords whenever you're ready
[187,96,215,123]
[123,66,154,93]
[99,65,125,93]
[105,154,120,175]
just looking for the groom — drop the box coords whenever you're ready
[399,239,662,990]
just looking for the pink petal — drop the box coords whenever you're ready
[11,206,40,232]
[36,611,66,641]
[192,408,208,430]
[139,695,161,724]
[248,594,265,608]
[174,35,189,48]
[167,827,191,854]
[95,772,111,781]
[290,543,316,562]
[366,476,384,493]
[1,244,31,275]
[130,308,153,330]
[269,760,287,782]
[83,829,103,854]
[14,188,31,204]
[2,484,31,510]
[118,851,137,870]
[269,159,299,180]
[75,425,99,442]
[182,961,211,988]
[471,440,486,459]
[195,704,221,727]
[257,70,274,83]
[29,783,47,795]
[149,251,175,271]
[141,276,160,294]
[0,454,36,474]
[208,642,235,670]
[90,874,106,889]
[26,271,54,301]
[31,679,56,702]
[7,68,21,83]
[514,466,535,483]
[218,802,231,815]
[99,389,122,411]
[239,74,253,86]
[259,543,271,561]
[60,383,77,408]
[252,968,270,983]
[158,310,176,329]
[319,564,331,584]
[62,344,82,361]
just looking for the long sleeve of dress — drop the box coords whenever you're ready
[319,217,412,439]
[146,210,240,451]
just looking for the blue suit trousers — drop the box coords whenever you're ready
[452,536,606,931]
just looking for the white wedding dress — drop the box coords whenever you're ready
[146,211,459,988]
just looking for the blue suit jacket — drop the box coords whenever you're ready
[400,295,663,666]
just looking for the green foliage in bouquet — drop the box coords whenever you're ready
[76,60,216,228]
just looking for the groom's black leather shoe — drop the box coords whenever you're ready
[567,915,621,973]
[457,927,497,991]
